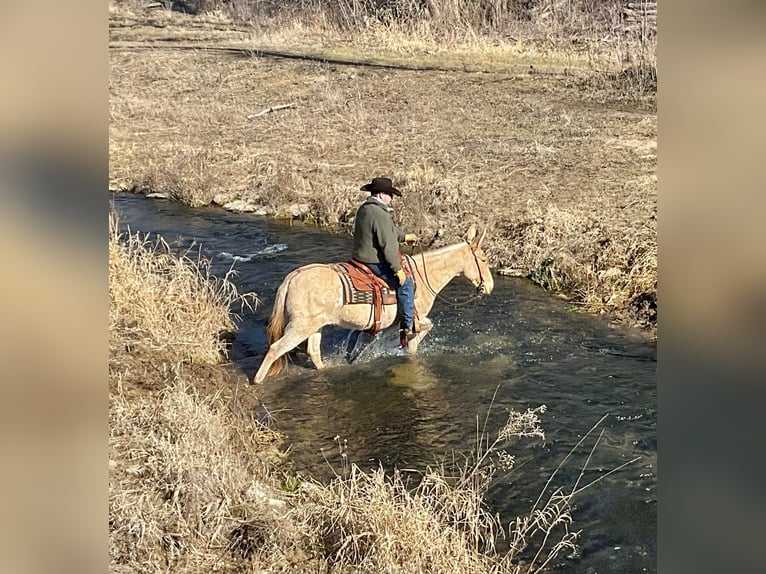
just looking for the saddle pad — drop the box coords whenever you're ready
[331,261,397,306]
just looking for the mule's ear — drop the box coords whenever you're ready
[477,227,487,247]
[466,224,477,243]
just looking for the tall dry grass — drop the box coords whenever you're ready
[153,0,645,38]
[500,204,657,326]
[292,465,498,572]
[287,404,590,574]
[113,1,656,99]
[109,210,255,365]
[109,374,289,572]
[109,208,291,571]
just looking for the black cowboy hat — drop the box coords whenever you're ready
[360,177,402,196]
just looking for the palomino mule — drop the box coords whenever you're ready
[251,224,493,384]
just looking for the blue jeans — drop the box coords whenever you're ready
[365,262,415,330]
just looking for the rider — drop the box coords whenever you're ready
[352,177,419,345]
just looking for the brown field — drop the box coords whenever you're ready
[109,3,656,571]
[109,1,657,334]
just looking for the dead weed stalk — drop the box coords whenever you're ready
[286,402,623,574]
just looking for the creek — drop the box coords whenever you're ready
[113,192,656,574]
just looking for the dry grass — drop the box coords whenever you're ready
[500,202,657,327]
[109,207,295,571]
[109,373,290,573]
[292,465,497,572]
[110,0,656,81]
[109,210,255,365]
[286,404,584,574]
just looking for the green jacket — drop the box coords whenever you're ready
[352,196,405,272]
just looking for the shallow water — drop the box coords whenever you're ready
[113,193,656,573]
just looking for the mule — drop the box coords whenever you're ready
[251,224,493,384]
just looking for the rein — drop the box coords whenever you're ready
[408,243,486,307]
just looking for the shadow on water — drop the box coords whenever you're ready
[112,193,656,574]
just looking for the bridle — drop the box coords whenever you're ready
[409,242,487,307]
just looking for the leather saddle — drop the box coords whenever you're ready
[330,258,414,336]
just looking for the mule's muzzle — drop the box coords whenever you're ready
[477,279,494,296]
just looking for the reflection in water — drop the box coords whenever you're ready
[112,193,656,574]
[386,356,441,391]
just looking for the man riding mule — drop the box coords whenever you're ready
[250,185,494,385]
[352,177,419,347]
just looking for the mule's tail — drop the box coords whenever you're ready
[264,273,292,378]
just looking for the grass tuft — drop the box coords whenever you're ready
[109,374,288,572]
[499,203,657,328]
[109,209,291,571]
[109,210,256,365]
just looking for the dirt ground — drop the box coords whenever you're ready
[109,6,656,334]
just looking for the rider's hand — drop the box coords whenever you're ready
[404,233,419,244]
[395,269,407,286]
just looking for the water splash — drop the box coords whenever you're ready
[219,243,288,262]
[346,329,405,364]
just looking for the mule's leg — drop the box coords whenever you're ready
[406,318,433,355]
[306,331,325,370]
[252,326,308,384]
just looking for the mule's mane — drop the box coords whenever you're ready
[406,241,472,290]
[410,241,469,263]
[430,241,468,255]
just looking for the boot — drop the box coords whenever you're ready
[399,326,417,347]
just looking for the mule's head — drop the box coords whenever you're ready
[464,224,494,295]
